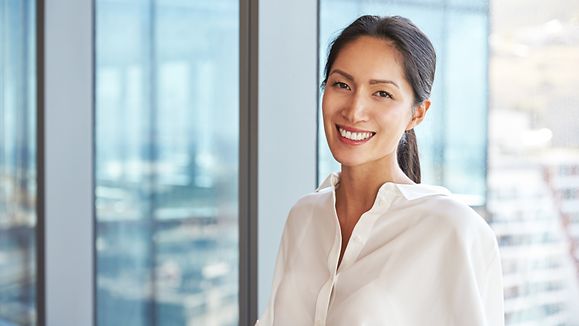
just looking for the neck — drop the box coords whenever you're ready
[336,155,414,220]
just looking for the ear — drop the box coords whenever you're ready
[406,99,431,130]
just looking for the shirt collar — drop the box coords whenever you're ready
[316,172,450,201]
[315,172,340,192]
[394,183,451,200]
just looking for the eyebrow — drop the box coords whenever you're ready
[330,69,400,89]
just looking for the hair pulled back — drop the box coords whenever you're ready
[323,15,436,183]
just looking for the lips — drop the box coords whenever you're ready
[336,124,375,144]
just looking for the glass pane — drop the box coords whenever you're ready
[95,0,239,325]
[489,0,579,323]
[0,0,37,324]
[318,0,487,205]
[443,10,488,203]
[447,0,487,10]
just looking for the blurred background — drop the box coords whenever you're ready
[1,0,578,325]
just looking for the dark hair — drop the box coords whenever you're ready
[322,15,436,183]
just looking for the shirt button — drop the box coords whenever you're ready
[353,235,362,243]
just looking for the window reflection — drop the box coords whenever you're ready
[0,0,37,325]
[96,0,239,324]
[488,3,579,321]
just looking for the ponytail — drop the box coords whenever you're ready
[397,129,421,183]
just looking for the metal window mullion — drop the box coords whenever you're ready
[36,0,46,323]
[239,0,259,324]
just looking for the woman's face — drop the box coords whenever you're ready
[322,36,421,168]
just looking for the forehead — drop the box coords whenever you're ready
[332,36,406,82]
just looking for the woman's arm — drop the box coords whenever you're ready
[481,250,505,326]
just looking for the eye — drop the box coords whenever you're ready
[332,81,351,90]
[374,90,393,99]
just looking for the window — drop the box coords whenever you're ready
[0,0,37,324]
[488,0,579,322]
[95,0,239,324]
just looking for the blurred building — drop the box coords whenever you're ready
[489,160,579,325]
[488,110,579,325]
[543,151,579,280]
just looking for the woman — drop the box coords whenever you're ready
[258,15,504,326]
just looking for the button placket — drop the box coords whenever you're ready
[313,275,336,325]
[337,193,394,272]
[314,193,342,326]
[315,181,396,324]
[337,214,371,272]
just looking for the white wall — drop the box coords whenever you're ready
[258,0,319,316]
[45,0,94,324]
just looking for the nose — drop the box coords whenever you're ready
[340,92,369,123]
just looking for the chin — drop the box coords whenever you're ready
[330,144,396,169]
[330,151,370,168]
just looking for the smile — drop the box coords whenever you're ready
[336,125,375,144]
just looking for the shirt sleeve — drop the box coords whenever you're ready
[458,226,505,326]
[481,249,505,326]
[436,199,505,326]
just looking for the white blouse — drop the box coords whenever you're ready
[257,172,504,326]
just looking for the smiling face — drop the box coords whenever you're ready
[322,35,426,169]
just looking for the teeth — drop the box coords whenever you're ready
[338,127,373,141]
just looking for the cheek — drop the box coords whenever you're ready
[375,108,411,136]
[384,104,411,124]
[321,92,337,121]
[321,93,328,116]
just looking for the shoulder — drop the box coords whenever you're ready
[288,188,331,214]
[404,191,498,257]
[283,188,333,226]
[400,194,501,280]
[400,187,490,232]
[430,195,494,238]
